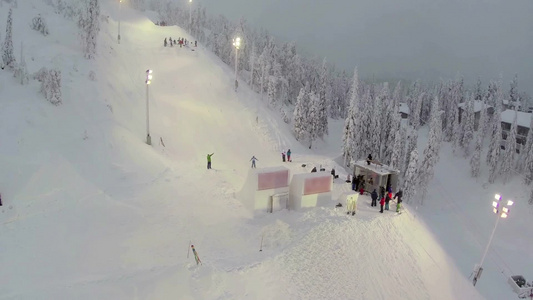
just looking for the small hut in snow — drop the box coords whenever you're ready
[289,172,333,210]
[237,166,290,214]
[352,160,400,193]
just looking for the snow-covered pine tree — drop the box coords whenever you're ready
[403,149,419,204]
[78,0,100,59]
[474,78,483,101]
[404,128,418,176]
[317,58,329,137]
[509,74,519,104]
[518,114,533,173]
[31,14,49,36]
[2,8,16,70]
[461,96,475,157]
[49,69,62,105]
[487,106,502,183]
[370,88,382,160]
[307,90,320,148]
[390,114,403,170]
[529,187,533,205]
[267,69,277,107]
[470,100,487,178]
[14,42,29,85]
[418,96,443,204]
[411,92,424,130]
[501,109,517,183]
[451,109,462,155]
[360,89,374,158]
[342,68,361,166]
[398,125,408,178]
[293,84,309,142]
[392,81,402,109]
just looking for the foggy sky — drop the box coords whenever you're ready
[199,0,533,94]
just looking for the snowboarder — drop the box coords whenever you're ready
[380,196,385,213]
[250,156,258,168]
[367,153,372,165]
[394,190,403,213]
[282,152,286,162]
[207,153,214,169]
[164,38,167,47]
[371,189,378,207]
[287,149,291,162]
[311,167,317,173]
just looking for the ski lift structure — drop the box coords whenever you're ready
[351,159,400,193]
[508,275,533,299]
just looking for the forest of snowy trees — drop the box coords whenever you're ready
[2,0,533,205]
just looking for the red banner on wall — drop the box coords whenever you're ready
[303,176,331,195]
[258,170,289,190]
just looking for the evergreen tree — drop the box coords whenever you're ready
[418,96,443,204]
[404,128,418,176]
[342,68,360,166]
[2,8,16,70]
[267,70,277,107]
[461,96,475,157]
[317,58,329,138]
[14,42,29,85]
[474,78,483,101]
[487,80,503,183]
[509,74,519,103]
[390,117,403,170]
[360,89,373,157]
[78,0,100,59]
[518,114,533,173]
[470,101,487,178]
[411,92,424,130]
[370,89,382,159]
[307,90,320,149]
[403,149,419,204]
[501,110,517,183]
[293,84,309,142]
[525,139,533,185]
[529,187,533,205]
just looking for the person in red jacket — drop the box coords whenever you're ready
[380,196,385,213]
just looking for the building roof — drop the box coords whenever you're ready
[399,103,410,115]
[353,160,399,176]
[500,109,532,128]
[457,100,493,113]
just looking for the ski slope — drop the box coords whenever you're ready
[0,1,530,299]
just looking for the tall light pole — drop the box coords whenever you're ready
[232,36,241,91]
[118,0,122,44]
[145,70,153,145]
[189,0,192,29]
[472,194,513,286]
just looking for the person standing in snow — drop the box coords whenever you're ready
[287,149,291,162]
[394,190,403,212]
[367,153,372,165]
[164,38,167,47]
[282,152,286,162]
[250,156,258,168]
[207,153,214,169]
[354,175,360,191]
[385,192,392,210]
[380,195,385,213]
[371,189,378,207]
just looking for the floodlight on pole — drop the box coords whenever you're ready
[145,69,153,145]
[118,0,122,44]
[472,193,513,286]
[232,36,241,91]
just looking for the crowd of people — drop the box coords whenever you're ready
[163,36,197,48]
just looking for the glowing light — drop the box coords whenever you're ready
[494,194,501,200]
[233,37,241,49]
[507,200,514,206]
[493,208,498,214]
[492,201,498,208]
[501,212,508,218]
[502,207,509,213]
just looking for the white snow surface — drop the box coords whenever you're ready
[0,2,531,300]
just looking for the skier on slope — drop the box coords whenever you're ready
[250,156,258,168]
[380,195,385,213]
[394,190,403,213]
[206,153,214,169]
[164,38,167,47]
[281,152,286,162]
[287,149,292,162]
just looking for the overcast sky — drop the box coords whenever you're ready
[199,0,533,95]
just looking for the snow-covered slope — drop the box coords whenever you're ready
[0,1,526,299]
